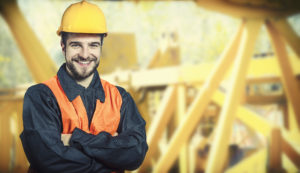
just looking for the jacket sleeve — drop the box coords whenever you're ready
[69,87,148,171]
[20,84,112,173]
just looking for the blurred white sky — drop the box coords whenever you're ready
[17,0,240,66]
[0,0,299,87]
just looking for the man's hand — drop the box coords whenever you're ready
[61,132,117,146]
[61,134,72,146]
[113,132,118,137]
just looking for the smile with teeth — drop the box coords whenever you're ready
[76,60,92,66]
[79,61,90,64]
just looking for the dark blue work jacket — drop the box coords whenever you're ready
[20,64,148,173]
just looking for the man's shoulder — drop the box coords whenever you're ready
[25,83,53,97]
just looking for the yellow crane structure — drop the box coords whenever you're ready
[0,0,300,173]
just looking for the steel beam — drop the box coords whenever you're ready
[212,90,273,137]
[269,128,284,172]
[102,56,300,89]
[176,85,188,173]
[287,102,300,136]
[0,0,57,82]
[195,0,300,19]
[206,19,262,173]
[139,85,177,172]
[282,136,300,170]
[266,20,300,129]
[152,20,245,173]
[0,102,14,171]
[271,18,300,59]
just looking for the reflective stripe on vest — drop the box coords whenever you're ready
[43,75,121,135]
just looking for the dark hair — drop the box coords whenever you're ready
[61,32,68,46]
[61,32,105,46]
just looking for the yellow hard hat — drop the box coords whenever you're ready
[57,0,107,36]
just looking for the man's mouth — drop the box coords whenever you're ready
[79,61,90,64]
[75,60,92,67]
[74,60,93,67]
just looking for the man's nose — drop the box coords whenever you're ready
[79,46,89,59]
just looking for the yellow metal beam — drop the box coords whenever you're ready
[0,102,14,171]
[176,85,188,173]
[103,55,300,89]
[282,138,300,170]
[139,85,177,172]
[282,154,298,172]
[248,55,300,77]
[212,90,273,137]
[246,76,281,84]
[269,128,284,172]
[206,19,262,173]
[195,0,300,19]
[213,84,300,172]
[14,100,29,173]
[214,88,300,150]
[287,102,300,137]
[271,18,300,59]
[0,99,28,172]
[266,20,300,129]
[0,0,57,82]
[245,95,285,105]
[152,21,245,173]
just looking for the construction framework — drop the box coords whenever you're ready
[0,0,300,172]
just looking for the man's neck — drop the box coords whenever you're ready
[76,74,94,88]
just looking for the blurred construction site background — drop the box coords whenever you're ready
[0,0,300,172]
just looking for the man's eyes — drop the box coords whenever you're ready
[90,44,100,48]
[69,43,100,48]
[70,44,80,48]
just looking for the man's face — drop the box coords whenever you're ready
[62,33,101,81]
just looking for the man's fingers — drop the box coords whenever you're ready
[61,134,72,146]
[113,132,118,137]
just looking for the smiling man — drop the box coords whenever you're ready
[20,1,148,173]
[63,33,101,86]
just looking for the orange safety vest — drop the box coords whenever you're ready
[43,75,122,135]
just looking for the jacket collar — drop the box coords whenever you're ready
[57,64,105,103]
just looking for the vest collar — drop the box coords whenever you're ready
[57,64,105,103]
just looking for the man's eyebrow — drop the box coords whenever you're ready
[90,42,101,45]
[68,41,81,45]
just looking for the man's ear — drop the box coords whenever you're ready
[61,40,66,52]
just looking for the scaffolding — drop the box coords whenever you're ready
[0,0,300,172]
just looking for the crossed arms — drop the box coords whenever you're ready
[20,84,148,173]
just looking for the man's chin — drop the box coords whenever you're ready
[66,61,99,81]
[75,71,94,81]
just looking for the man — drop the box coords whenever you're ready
[20,1,148,173]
